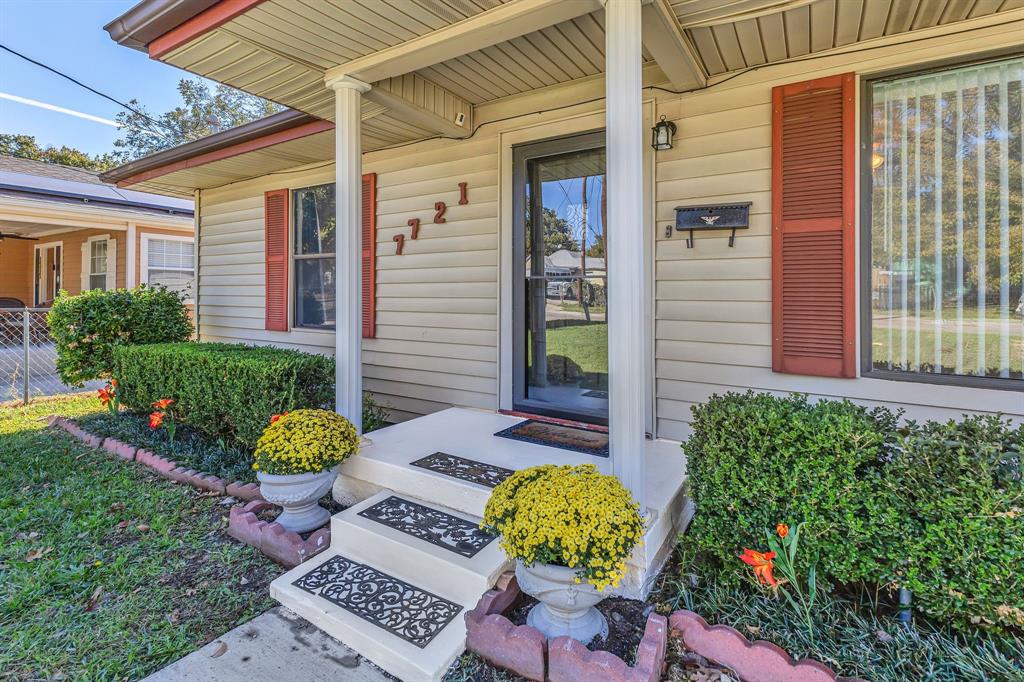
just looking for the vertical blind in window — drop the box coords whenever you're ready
[147,238,194,295]
[869,56,1023,382]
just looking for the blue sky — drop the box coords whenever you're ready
[0,0,212,156]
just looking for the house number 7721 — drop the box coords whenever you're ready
[392,182,468,255]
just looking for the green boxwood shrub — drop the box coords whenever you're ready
[683,391,900,585]
[112,342,335,449]
[684,391,1024,632]
[48,285,192,386]
[883,415,1023,630]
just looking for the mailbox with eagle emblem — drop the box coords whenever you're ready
[673,202,751,248]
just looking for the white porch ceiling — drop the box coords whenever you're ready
[128,0,1024,193]
[676,0,1024,76]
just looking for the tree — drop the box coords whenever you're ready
[0,133,119,171]
[541,208,578,255]
[114,79,282,160]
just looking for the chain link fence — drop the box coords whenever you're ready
[0,309,102,403]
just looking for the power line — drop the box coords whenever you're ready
[0,43,168,137]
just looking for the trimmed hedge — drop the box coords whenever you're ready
[883,416,1023,630]
[684,391,1024,631]
[48,285,192,386]
[683,392,900,585]
[113,342,334,449]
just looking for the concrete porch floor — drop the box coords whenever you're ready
[334,407,691,599]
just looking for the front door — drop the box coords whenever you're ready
[513,132,608,424]
[34,244,62,306]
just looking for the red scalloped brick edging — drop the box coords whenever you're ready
[465,571,668,682]
[669,611,866,682]
[49,416,263,503]
[228,500,331,568]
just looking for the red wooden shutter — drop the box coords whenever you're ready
[362,172,377,338]
[771,72,856,377]
[264,189,289,332]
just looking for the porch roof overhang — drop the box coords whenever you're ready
[102,0,1024,195]
[99,108,336,195]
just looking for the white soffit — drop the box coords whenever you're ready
[673,0,1024,76]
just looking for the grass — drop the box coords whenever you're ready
[655,548,1024,682]
[870,324,1023,378]
[543,322,607,375]
[0,395,279,681]
[76,410,256,484]
[558,303,607,314]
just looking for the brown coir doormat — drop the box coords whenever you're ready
[494,419,609,457]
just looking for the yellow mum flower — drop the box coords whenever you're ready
[252,408,359,475]
[481,464,644,592]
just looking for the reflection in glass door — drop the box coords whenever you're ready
[513,133,607,424]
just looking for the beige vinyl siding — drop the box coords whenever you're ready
[196,137,500,423]
[652,17,1024,441]
[193,14,1024,433]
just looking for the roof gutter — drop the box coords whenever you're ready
[104,0,219,51]
[100,110,331,187]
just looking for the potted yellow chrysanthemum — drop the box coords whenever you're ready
[253,409,359,532]
[481,464,644,644]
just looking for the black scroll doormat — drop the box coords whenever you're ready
[494,419,609,457]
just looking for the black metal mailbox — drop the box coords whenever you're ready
[674,202,752,248]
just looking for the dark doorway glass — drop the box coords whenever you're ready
[514,134,607,423]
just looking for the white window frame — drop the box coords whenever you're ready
[82,234,116,293]
[140,231,195,301]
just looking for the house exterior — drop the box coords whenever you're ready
[0,156,195,307]
[100,1,1023,678]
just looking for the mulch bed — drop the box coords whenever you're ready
[505,593,652,664]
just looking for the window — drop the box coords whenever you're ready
[293,184,336,328]
[143,236,194,297]
[865,56,1023,386]
[89,239,108,291]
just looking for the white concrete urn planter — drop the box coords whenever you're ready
[515,560,609,644]
[257,465,338,533]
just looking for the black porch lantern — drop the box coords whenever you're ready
[651,115,676,151]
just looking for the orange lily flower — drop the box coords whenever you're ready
[148,411,164,429]
[110,379,118,387]
[777,523,789,539]
[740,548,779,588]
[152,398,174,410]
[97,388,112,406]
[270,411,289,424]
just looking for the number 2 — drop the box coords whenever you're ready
[433,201,447,224]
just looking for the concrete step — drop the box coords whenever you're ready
[330,491,509,604]
[271,549,469,682]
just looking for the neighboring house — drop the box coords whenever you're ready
[0,156,194,307]
[101,1,1024,678]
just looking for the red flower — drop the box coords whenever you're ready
[97,387,112,406]
[152,398,174,410]
[148,411,164,429]
[740,548,779,588]
[270,411,289,425]
[776,523,789,539]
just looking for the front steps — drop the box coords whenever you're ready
[271,491,510,681]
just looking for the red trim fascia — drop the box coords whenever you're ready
[498,410,609,434]
[115,119,335,187]
[149,0,267,59]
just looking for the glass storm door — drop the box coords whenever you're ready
[513,132,608,424]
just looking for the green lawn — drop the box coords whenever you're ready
[0,395,278,681]
[544,322,607,375]
[871,323,1023,378]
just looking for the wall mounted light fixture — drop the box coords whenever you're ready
[651,115,677,151]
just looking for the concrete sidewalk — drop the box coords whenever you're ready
[143,607,393,682]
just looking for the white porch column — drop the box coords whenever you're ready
[605,0,647,510]
[328,75,370,434]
